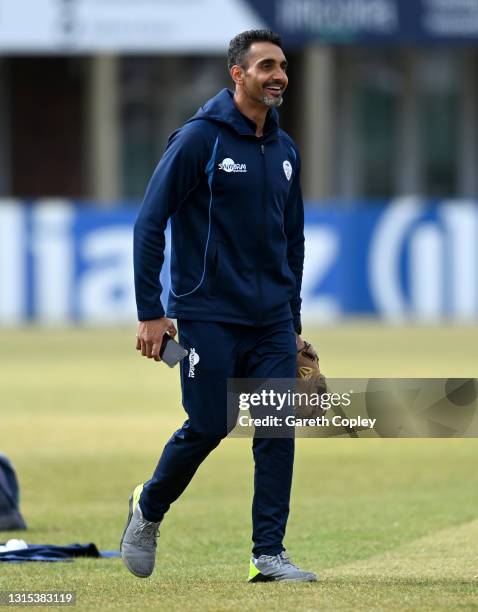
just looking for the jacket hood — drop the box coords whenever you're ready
[188,88,280,137]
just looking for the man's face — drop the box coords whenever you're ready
[238,42,288,108]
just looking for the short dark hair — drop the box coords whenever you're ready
[227,29,283,70]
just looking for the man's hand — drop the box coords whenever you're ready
[136,318,177,361]
[295,333,306,351]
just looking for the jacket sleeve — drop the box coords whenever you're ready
[133,122,212,321]
[283,147,305,335]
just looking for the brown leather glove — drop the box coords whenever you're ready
[295,340,328,418]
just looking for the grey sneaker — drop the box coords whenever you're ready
[248,550,318,582]
[120,484,160,578]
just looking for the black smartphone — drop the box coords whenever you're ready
[159,334,188,368]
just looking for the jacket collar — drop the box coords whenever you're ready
[189,88,279,139]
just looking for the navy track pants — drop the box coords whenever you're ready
[139,318,296,556]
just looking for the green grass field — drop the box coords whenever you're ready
[1,324,477,611]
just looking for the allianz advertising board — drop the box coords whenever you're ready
[0,198,477,325]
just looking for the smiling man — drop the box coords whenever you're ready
[121,29,317,583]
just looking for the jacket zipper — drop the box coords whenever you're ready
[256,141,266,326]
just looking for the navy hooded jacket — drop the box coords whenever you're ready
[134,88,304,333]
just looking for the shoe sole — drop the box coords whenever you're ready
[249,574,317,583]
[276,576,318,582]
[120,494,133,552]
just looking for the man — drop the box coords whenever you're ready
[121,29,317,583]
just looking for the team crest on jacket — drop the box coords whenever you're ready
[283,160,292,181]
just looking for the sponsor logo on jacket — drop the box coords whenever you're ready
[188,348,200,378]
[218,158,247,173]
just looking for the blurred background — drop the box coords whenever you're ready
[0,0,477,326]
